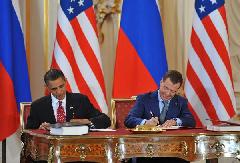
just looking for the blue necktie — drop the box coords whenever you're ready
[160,101,168,124]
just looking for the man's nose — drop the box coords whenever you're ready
[165,90,172,95]
[56,88,62,94]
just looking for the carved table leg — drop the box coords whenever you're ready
[20,133,31,163]
[48,144,54,163]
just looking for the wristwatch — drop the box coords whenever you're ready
[89,122,95,129]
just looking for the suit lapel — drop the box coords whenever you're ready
[166,96,179,118]
[148,91,161,117]
[65,92,74,121]
[46,96,56,123]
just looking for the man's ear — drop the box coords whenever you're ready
[44,83,49,89]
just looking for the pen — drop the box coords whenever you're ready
[150,111,159,125]
[150,111,154,117]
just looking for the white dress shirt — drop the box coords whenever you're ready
[51,94,67,120]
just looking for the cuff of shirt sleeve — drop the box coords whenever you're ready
[140,119,146,125]
[173,118,182,126]
[89,122,96,129]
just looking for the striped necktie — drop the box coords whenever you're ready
[160,100,168,124]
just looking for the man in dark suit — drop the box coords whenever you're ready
[124,70,196,163]
[125,70,195,128]
[26,69,111,130]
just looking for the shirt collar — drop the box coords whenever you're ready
[51,94,66,106]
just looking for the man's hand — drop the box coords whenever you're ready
[145,117,159,126]
[70,118,91,125]
[161,119,176,128]
[39,122,50,130]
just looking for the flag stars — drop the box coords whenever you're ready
[210,0,217,5]
[70,0,75,2]
[199,5,205,13]
[78,0,84,6]
[67,6,74,14]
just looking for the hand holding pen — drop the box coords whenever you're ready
[145,111,159,126]
[150,111,155,118]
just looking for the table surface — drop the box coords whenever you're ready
[21,128,240,163]
[25,127,240,138]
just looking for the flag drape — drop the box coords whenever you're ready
[185,0,236,127]
[52,0,108,113]
[0,0,32,141]
[113,0,167,98]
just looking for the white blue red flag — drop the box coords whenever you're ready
[113,0,167,98]
[52,0,108,113]
[0,0,32,140]
[185,0,236,127]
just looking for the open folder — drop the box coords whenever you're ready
[206,119,240,126]
[206,119,240,131]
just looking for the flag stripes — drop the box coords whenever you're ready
[202,18,232,80]
[186,62,219,121]
[84,7,98,34]
[185,0,235,126]
[192,11,234,95]
[191,28,235,116]
[71,18,106,93]
[52,1,108,114]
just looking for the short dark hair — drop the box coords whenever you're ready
[44,69,65,85]
[163,70,183,87]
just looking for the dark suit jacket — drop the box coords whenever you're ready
[26,92,111,129]
[124,90,196,128]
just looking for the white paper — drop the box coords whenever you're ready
[90,128,116,132]
[161,126,181,130]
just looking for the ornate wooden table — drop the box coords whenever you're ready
[21,128,240,163]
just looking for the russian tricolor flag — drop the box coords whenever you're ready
[113,0,168,98]
[0,0,31,141]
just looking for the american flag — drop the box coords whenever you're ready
[51,0,108,114]
[185,0,236,126]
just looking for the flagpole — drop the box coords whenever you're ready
[2,139,6,163]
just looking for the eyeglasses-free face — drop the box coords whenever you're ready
[46,77,67,100]
[159,78,181,100]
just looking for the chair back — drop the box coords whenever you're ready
[20,102,31,131]
[111,97,136,129]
